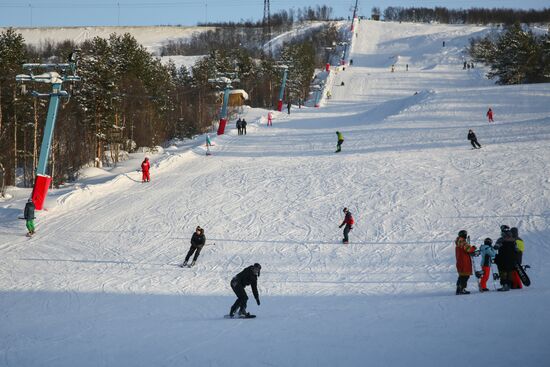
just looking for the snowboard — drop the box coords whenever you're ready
[515,263,531,287]
[224,314,256,319]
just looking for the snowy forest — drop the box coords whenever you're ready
[468,23,550,84]
[0,19,341,192]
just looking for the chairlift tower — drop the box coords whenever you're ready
[208,72,240,135]
[275,64,288,112]
[15,51,81,210]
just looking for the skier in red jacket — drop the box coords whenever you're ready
[141,157,150,182]
[486,108,494,123]
[339,208,354,244]
[455,230,477,295]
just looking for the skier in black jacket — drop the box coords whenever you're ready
[229,263,261,317]
[467,129,481,149]
[182,226,206,267]
[24,198,36,236]
[494,225,517,291]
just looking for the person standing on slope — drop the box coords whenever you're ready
[510,227,524,289]
[335,131,344,153]
[455,229,477,295]
[236,118,242,135]
[229,263,261,318]
[206,134,212,155]
[287,101,291,115]
[494,225,516,292]
[182,226,206,267]
[486,108,494,123]
[339,208,354,244]
[141,157,150,183]
[267,112,273,126]
[24,198,36,237]
[467,129,482,149]
[479,238,496,291]
[241,119,247,135]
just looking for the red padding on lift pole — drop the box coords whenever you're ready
[217,118,227,135]
[32,174,52,210]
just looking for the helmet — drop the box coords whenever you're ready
[484,238,493,246]
[343,207,348,213]
[510,227,519,238]
[500,225,510,232]
[458,230,467,238]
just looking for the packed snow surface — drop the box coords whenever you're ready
[1,21,550,367]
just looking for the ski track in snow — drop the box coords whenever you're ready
[1,20,550,367]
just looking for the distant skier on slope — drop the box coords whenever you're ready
[467,129,482,149]
[335,131,344,153]
[455,229,477,295]
[241,119,247,135]
[287,101,292,115]
[486,108,494,123]
[236,118,242,135]
[182,226,206,267]
[141,157,150,183]
[479,238,496,292]
[339,208,354,244]
[267,112,273,126]
[206,134,212,155]
[228,263,261,318]
[24,198,36,237]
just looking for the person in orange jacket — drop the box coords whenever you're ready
[141,157,150,183]
[455,229,477,295]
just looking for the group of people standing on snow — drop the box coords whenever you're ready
[236,118,248,135]
[455,225,526,295]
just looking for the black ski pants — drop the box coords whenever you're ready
[185,244,204,262]
[343,224,351,242]
[456,275,470,290]
[336,139,344,152]
[470,139,481,149]
[230,278,248,313]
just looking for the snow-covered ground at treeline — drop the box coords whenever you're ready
[1,20,550,367]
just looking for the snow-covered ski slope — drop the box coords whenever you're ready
[1,20,550,367]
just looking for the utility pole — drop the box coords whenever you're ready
[263,0,272,55]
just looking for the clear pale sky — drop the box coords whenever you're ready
[0,0,548,27]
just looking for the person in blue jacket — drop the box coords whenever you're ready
[479,238,496,291]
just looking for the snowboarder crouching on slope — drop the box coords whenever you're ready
[182,226,206,267]
[494,225,516,292]
[24,198,36,237]
[229,263,261,318]
[335,131,344,153]
[339,208,354,244]
[141,157,150,182]
[455,230,477,295]
[479,238,496,291]
[467,129,482,149]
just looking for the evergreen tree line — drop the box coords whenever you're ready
[469,23,550,84]
[197,5,335,28]
[382,7,550,25]
[0,23,342,190]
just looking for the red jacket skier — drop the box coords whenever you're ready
[486,108,494,123]
[339,208,355,244]
[455,230,477,295]
[141,157,150,182]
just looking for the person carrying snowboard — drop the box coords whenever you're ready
[467,129,482,149]
[141,157,150,183]
[182,226,206,267]
[24,198,36,237]
[229,263,261,318]
[479,238,496,291]
[339,207,354,244]
[455,229,477,295]
[510,227,524,289]
[494,225,517,291]
[335,131,344,153]
[486,108,494,123]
